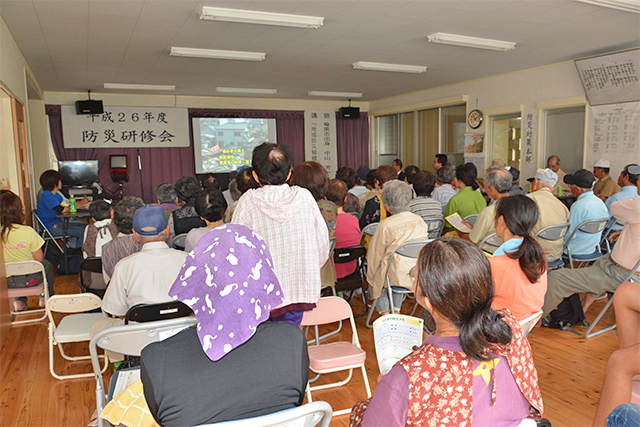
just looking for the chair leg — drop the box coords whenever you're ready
[584,296,617,339]
[10,307,46,325]
[365,298,378,328]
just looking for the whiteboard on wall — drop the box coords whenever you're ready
[585,102,640,176]
[575,49,640,106]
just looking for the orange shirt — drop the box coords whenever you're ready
[490,255,547,321]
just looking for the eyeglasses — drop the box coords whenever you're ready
[408,266,416,280]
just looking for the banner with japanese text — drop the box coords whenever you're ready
[61,106,189,148]
[304,111,338,176]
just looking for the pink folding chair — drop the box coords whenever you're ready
[5,260,49,325]
[301,296,371,416]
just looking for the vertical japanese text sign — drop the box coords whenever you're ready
[304,111,338,175]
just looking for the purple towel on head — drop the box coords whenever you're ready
[170,223,284,361]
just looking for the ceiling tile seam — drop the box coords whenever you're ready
[111,0,146,86]
[31,0,61,90]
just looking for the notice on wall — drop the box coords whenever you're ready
[575,49,640,106]
[586,102,640,174]
[304,111,338,176]
[522,111,537,166]
[61,106,189,148]
[464,133,485,171]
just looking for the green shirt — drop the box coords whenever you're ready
[444,186,487,227]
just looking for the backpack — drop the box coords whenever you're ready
[545,293,587,329]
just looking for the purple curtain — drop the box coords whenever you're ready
[46,105,194,203]
[336,112,369,170]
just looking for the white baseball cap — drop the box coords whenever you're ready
[527,168,558,186]
[593,159,610,168]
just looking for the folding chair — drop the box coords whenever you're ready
[562,218,609,269]
[47,293,108,380]
[5,261,49,325]
[360,222,378,243]
[33,210,65,259]
[320,237,338,296]
[79,257,107,298]
[424,218,444,239]
[334,245,369,317]
[477,233,503,253]
[533,223,570,270]
[464,214,478,226]
[600,219,622,254]
[584,257,640,339]
[204,401,333,427]
[520,311,544,335]
[124,300,194,324]
[301,296,371,416]
[90,317,197,427]
[172,233,188,250]
[365,239,431,328]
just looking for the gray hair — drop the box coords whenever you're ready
[381,180,413,214]
[539,179,555,189]
[113,196,145,234]
[484,168,512,194]
[436,165,455,185]
[229,179,242,201]
[137,230,168,244]
[156,183,177,204]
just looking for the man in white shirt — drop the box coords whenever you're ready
[232,143,330,325]
[432,165,457,214]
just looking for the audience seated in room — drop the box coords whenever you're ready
[408,171,442,223]
[326,179,361,279]
[1,191,54,312]
[232,143,329,325]
[81,200,117,291]
[543,165,640,317]
[526,168,570,262]
[93,205,188,335]
[593,159,620,202]
[184,188,227,253]
[604,163,639,232]
[36,169,88,249]
[101,196,144,283]
[461,168,511,252]
[366,180,429,314]
[432,165,457,214]
[490,195,548,321]
[292,161,337,238]
[141,224,309,426]
[359,165,396,230]
[336,166,362,213]
[155,183,180,220]
[351,238,543,427]
[444,164,487,228]
[593,281,640,427]
[169,176,206,239]
[562,169,609,257]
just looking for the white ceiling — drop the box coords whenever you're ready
[1,0,639,101]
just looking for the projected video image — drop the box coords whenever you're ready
[193,118,277,174]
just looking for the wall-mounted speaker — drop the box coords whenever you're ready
[75,100,104,115]
[339,107,360,119]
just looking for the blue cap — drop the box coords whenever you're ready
[132,205,168,236]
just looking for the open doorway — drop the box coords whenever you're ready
[543,106,585,174]
[491,113,522,169]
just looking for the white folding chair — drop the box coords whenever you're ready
[171,233,188,250]
[366,239,431,328]
[562,218,609,269]
[90,317,197,427]
[203,401,333,427]
[464,214,478,226]
[301,296,371,416]
[533,223,570,270]
[477,233,503,253]
[519,311,544,335]
[5,260,49,325]
[424,218,444,239]
[47,293,108,380]
[584,258,640,339]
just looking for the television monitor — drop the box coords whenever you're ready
[110,155,128,170]
[58,160,99,186]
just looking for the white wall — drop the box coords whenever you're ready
[368,61,588,180]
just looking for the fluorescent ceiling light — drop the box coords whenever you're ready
[170,47,265,61]
[427,33,516,51]
[216,87,277,95]
[200,6,324,29]
[574,0,640,13]
[104,83,175,91]
[308,91,363,98]
[352,61,427,74]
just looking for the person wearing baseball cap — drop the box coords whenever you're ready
[93,205,189,341]
[604,163,640,232]
[560,169,609,258]
[544,163,640,318]
[526,168,570,262]
[593,159,621,202]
